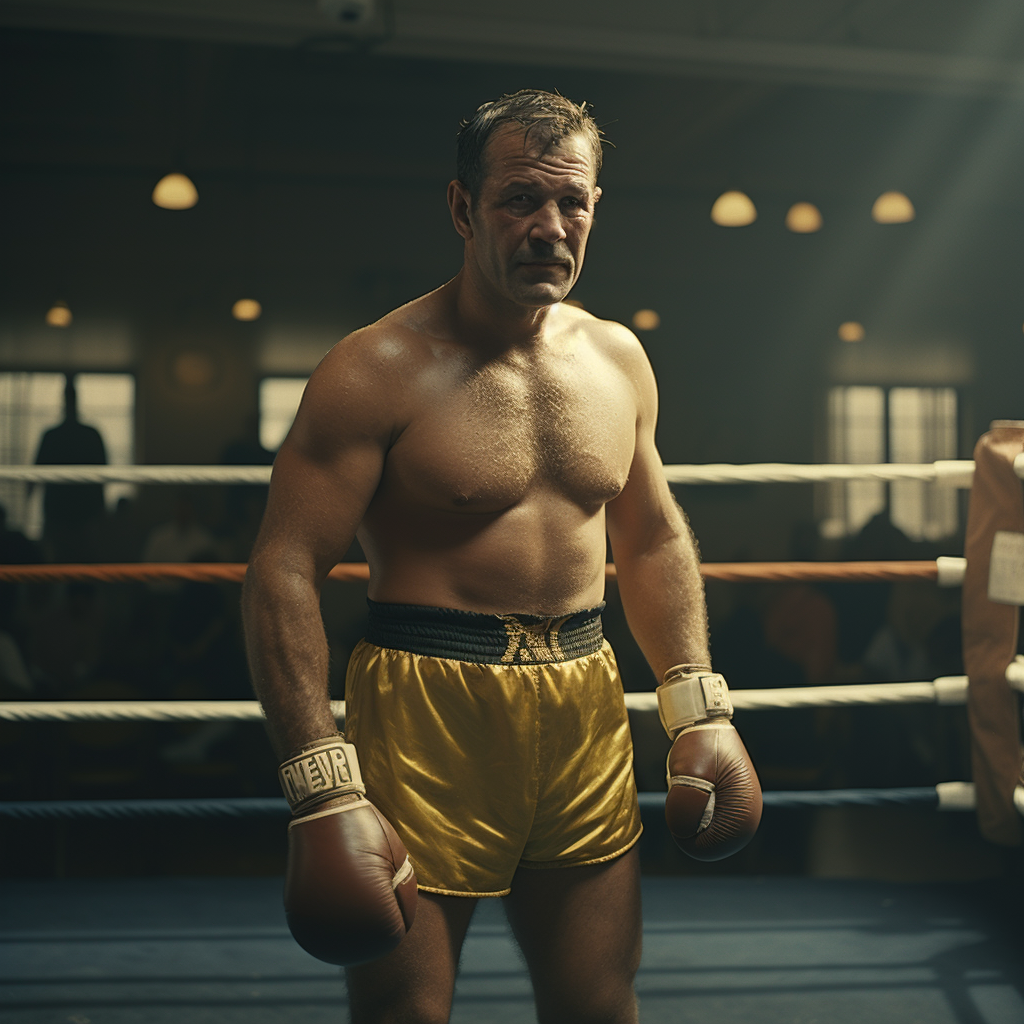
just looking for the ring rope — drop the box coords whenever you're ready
[0,699,341,722]
[6,667,1022,723]
[4,457,1023,487]
[662,461,982,487]
[630,677,975,712]
[0,563,370,583]
[0,558,966,585]
[0,466,274,485]
[0,798,289,820]
[2,462,1017,839]
[4,784,1023,820]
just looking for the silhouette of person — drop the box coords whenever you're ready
[33,374,108,562]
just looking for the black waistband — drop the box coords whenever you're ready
[364,600,605,665]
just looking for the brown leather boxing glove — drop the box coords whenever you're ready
[279,738,417,965]
[657,666,762,861]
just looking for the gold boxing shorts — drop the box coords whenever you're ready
[343,600,642,897]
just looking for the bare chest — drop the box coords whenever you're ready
[386,355,637,512]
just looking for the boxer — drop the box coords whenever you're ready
[243,89,761,1023]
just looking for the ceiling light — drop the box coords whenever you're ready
[785,202,822,233]
[45,301,72,328]
[152,173,198,210]
[838,321,865,343]
[232,299,262,321]
[711,191,757,227]
[632,309,660,331]
[871,191,914,224]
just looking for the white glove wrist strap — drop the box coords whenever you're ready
[657,669,733,737]
[278,739,366,814]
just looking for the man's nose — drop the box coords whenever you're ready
[529,201,568,243]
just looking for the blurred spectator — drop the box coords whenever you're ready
[33,374,108,562]
[95,495,145,564]
[0,503,42,694]
[160,572,248,763]
[219,413,275,558]
[142,491,216,593]
[829,512,917,667]
[862,578,961,682]
[762,584,838,686]
[29,582,104,695]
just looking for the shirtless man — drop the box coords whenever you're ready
[242,90,759,1024]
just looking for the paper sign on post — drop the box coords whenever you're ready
[988,531,1024,605]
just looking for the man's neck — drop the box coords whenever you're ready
[446,268,556,353]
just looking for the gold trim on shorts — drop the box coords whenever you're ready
[344,638,643,897]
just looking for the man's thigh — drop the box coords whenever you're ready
[346,892,478,1024]
[502,846,643,1024]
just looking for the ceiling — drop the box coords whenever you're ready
[4,0,1024,98]
[4,0,1024,389]
[2,0,1023,464]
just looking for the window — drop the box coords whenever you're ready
[0,372,135,539]
[259,377,307,452]
[822,385,958,541]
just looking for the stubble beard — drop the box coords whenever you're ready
[507,259,576,307]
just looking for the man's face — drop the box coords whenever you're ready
[457,128,601,308]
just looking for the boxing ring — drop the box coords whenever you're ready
[1,443,1022,1023]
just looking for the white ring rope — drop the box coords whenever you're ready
[6,668,1020,723]
[0,466,272,485]
[2,457,1021,487]
[0,700,343,723]
[629,677,972,713]
[662,460,981,487]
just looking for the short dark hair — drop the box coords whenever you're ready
[456,89,604,198]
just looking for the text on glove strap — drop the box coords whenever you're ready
[279,740,366,812]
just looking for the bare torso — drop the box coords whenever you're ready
[355,284,642,615]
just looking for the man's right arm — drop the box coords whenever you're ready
[243,333,421,968]
[241,333,397,759]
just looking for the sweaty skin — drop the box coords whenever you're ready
[243,130,709,759]
[355,295,636,614]
[242,126,710,1024]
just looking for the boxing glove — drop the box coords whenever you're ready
[658,666,762,861]
[279,737,417,966]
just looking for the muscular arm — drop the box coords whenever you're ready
[606,330,761,863]
[604,335,711,680]
[241,335,396,759]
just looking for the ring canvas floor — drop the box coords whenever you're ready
[2,874,1021,1024]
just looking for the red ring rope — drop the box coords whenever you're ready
[0,560,939,584]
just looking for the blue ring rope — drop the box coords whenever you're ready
[0,797,290,820]
[646,787,940,810]
[0,788,942,820]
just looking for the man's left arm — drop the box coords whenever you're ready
[604,340,708,680]
[605,332,762,861]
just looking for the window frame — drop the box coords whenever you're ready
[819,383,962,542]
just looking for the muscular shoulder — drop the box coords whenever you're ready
[559,305,658,415]
[288,307,443,458]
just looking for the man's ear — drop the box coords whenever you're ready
[594,186,602,206]
[448,180,474,240]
